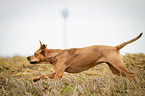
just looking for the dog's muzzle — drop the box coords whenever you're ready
[27,56,37,64]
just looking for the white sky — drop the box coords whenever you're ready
[0,0,145,57]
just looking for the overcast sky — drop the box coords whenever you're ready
[0,0,145,57]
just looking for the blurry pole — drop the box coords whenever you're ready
[62,6,69,49]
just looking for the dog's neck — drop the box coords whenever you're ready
[45,49,63,65]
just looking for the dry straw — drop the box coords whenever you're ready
[0,53,145,96]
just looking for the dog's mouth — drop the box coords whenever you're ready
[30,61,38,64]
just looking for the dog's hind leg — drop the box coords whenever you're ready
[105,52,135,82]
[107,61,137,84]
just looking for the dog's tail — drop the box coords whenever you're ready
[116,32,143,50]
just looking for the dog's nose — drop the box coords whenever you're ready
[27,56,30,60]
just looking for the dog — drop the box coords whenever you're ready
[27,33,143,82]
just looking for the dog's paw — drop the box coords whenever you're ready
[32,77,40,82]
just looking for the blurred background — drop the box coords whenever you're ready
[0,0,145,57]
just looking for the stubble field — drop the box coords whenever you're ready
[0,53,145,96]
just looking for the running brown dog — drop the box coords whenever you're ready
[27,33,143,82]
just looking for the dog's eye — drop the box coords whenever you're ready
[34,53,37,56]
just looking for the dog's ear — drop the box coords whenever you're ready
[45,44,47,48]
[39,40,43,46]
[42,44,47,48]
[39,41,47,49]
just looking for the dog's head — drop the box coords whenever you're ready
[27,41,61,64]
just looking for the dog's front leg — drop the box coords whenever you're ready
[53,50,70,81]
[33,72,55,82]
[53,66,66,81]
